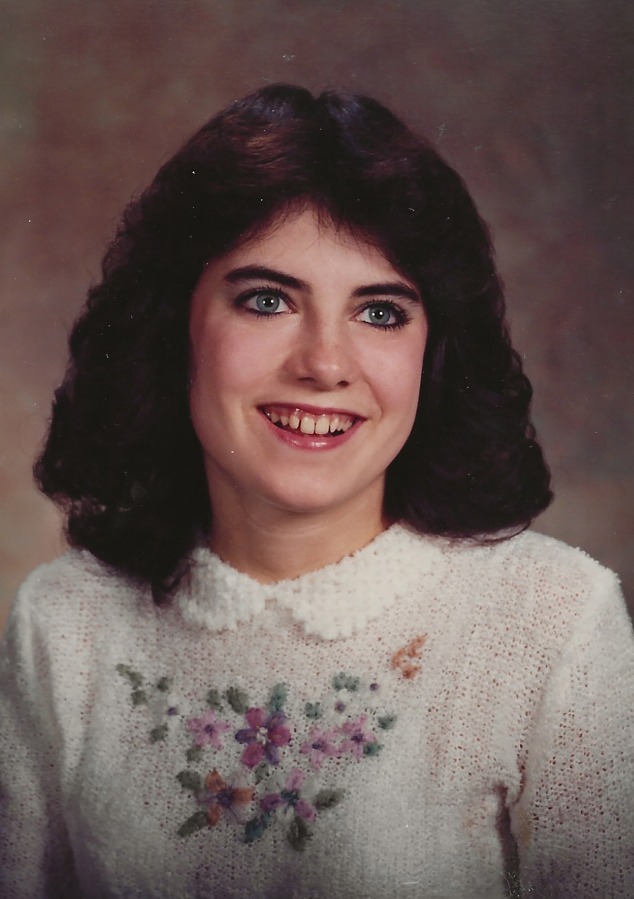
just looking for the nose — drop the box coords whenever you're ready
[284,314,359,390]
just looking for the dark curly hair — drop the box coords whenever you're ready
[35,83,552,600]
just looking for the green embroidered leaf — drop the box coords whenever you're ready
[332,672,347,691]
[363,741,383,758]
[244,812,272,844]
[225,686,249,715]
[314,788,345,811]
[206,689,223,711]
[116,664,144,689]
[305,702,322,719]
[156,676,171,693]
[332,673,359,692]
[253,761,270,784]
[377,713,397,731]
[186,745,203,764]
[287,815,312,852]
[177,810,209,837]
[176,770,203,793]
[131,689,148,706]
[268,683,288,713]
[149,724,169,743]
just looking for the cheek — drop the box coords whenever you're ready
[190,320,276,409]
[365,334,426,423]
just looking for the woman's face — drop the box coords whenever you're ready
[188,207,428,525]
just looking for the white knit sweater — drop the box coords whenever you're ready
[1,524,633,898]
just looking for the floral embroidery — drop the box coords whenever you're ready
[235,708,292,768]
[305,701,322,719]
[116,663,149,706]
[199,769,255,826]
[391,634,427,679]
[117,664,186,741]
[246,770,345,851]
[117,668,398,851]
[260,768,317,822]
[340,714,380,759]
[332,672,360,692]
[177,768,255,836]
[187,709,233,750]
[300,726,341,770]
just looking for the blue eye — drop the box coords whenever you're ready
[242,289,290,316]
[255,292,281,313]
[358,303,408,329]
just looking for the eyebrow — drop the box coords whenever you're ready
[224,266,309,292]
[352,282,421,304]
[224,265,421,304]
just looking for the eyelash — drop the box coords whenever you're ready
[237,287,412,331]
[237,287,293,319]
[358,301,411,331]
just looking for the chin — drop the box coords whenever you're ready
[267,491,351,517]
[260,477,381,520]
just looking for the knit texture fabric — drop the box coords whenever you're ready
[1,524,633,898]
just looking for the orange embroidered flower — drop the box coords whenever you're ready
[198,769,255,826]
[391,634,427,679]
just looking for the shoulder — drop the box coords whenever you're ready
[496,529,619,606]
[419,527,625,648]
[18,548,122,593]
[436,527,618,595]
[16,548,140,605]
[5,550,151,649]
[390,522,618,600]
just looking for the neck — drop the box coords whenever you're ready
[208,489,389,583]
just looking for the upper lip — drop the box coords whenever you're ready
[259,402,365,419]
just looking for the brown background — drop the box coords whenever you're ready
[1,0,633,632]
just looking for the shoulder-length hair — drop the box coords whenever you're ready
[35,83,552,600]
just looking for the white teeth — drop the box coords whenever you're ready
[300,416,316,435]
[263,407,356,435]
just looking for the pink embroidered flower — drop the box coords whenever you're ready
[235,707,291,768]
[340,714,377,760]
[260,768,317,822]
[198,769,255,826]
[186,709,232,749]
[300,726,341,770]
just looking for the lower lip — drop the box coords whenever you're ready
[259,411,361,451]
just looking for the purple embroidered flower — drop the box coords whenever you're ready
[260,768,316,822]
[235,707,291,768]
[300,726,340,770]
[340,714,377,760]
[198,769,255,826]
[187,709,233,750]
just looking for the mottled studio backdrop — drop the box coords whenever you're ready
[1,0,633,631]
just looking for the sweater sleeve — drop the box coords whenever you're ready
[0,576,81,898]
[512,566,634,898]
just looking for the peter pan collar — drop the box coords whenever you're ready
[174,523,443,640]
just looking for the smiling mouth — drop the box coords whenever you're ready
[260,405,359,436]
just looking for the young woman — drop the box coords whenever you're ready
[1,84,632,899]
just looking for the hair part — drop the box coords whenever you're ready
[35,83,552,600]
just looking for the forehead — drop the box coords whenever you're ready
[214,207,409,284]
